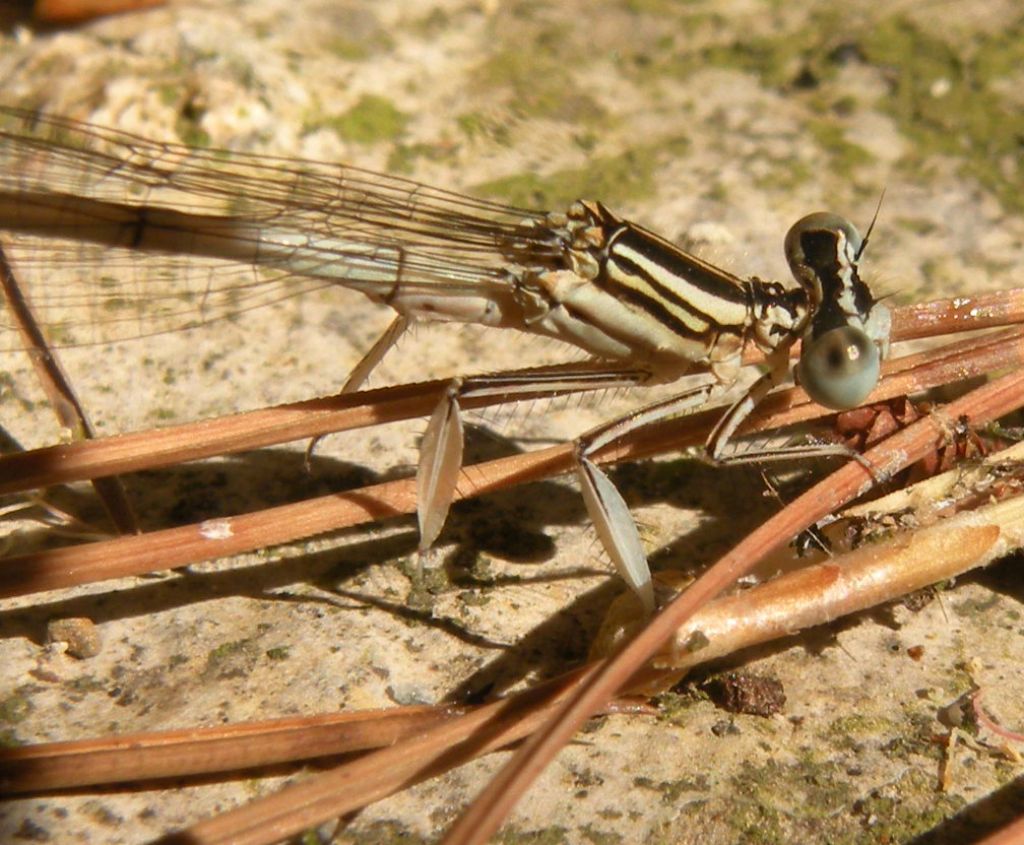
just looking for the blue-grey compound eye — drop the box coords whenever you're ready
[784,213,864,280]
[797,326,880,410]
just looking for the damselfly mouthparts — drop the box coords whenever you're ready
[0,106,890,609]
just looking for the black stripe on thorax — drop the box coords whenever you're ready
[610,222,749,309]
[601,262,717,342]
[594,224,751,342]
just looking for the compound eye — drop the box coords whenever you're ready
[797,326,880,410]
[785,213,863,268]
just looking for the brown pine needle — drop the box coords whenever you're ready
[161,671,592,845]
[654,484,1023,679]
[5,292,1024,843]
[3,324,1024,599]
[5,390,1023,842]
[2,289,1023,497]
[0,704,467,794]
[33,0,166,24]
[155,372,1024,845]
[439,367,1024,845]
[972,814,1024,845]
[0,243,137,533]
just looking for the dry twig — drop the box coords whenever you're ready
[4,293,1024,841]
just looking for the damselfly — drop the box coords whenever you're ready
[0,106,891,610]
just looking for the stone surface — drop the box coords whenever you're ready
[1,1,1023,843]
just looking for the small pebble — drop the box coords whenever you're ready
[47,617,102,659]
[703,671,785,718]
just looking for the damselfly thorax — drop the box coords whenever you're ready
[500,199,889,406]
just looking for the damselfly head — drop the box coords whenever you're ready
[783,212,864,303]
[784,212,889,411]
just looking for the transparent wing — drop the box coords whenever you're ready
[0,106,559,350]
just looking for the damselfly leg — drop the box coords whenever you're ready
[399,207,890,610]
